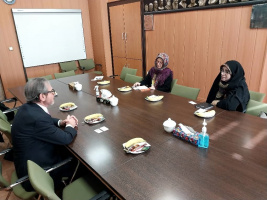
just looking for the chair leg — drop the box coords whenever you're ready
[69,160,80,183]
[5,190,12,200]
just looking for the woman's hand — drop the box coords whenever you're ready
[133,82,141,88]
[211,100,220,106]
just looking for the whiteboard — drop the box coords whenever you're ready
[12,9,86,68]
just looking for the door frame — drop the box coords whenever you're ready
[107,0,146,77]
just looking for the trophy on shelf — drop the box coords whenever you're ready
[145,4,149,12]
[219,0,227,4]
[188,0,197,8]
[199,0,207,6]
[158,0,164,10]
[153,0,158,11]
[229,0,238,2]
[208,0,218,5]
[172,0,179,9]
[148,3,153,12]
[179,0,187,8]
[165,0,172,10]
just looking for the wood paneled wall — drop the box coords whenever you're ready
[145,6,267,102]
[0,0,94,98]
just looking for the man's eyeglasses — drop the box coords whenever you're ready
[220,69,231,75]
[45,89,56,95]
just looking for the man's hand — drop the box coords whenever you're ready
[63,115,78,127]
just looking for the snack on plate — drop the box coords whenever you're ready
[146,95,164,101]
[118,86,132,92]
[84,113,104,124]
[194,110,216,118]
[60,102,76,111]
[97,80,110,85]
[123,138,146,148]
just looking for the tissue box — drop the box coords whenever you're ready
[68,82,75,90]
[172,125,199,146]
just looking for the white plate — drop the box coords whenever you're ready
[194,110,216,118]
[145,95,164,102]
[118,86,132,92]
[59,105,78,112]
[84,114,105,124]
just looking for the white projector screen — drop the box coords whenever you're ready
[12,9,86,68]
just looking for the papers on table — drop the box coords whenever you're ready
[91,76,104,81]
[133,85,148,90]
[94,126,109,133]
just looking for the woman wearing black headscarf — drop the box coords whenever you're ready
[206,60,250,112]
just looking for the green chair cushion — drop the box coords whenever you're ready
[124,74,143,84]
[171,84,200,100]
[249,90,266,102]
[120,67,137,81]
[246,99,267,116]
[59,61,77,72]
[11,171,37,200]
[54,70,75,79]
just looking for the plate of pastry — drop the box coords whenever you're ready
[118,86,132,92]
[84,113,105,124]
[122,138,151,154]
[97,80,110,85]
[145,95,164,102]
[194,109,216,118]
[59,102,77,111]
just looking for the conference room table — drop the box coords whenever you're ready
[9,73,267,200]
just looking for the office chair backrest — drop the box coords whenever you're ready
[0,161,9,187]
[249,90,266,102]
[0,118,12,144]
[120,67,137,81]
[28,75,53,81]
[59,61,77,72]
[0,110,8,123]
[54,70,75,79]
[124,74,143,84]
[78,59,95,70]
[171,79,178,91]
[27,160,60,200]
[171,84,200,100]
[246,99,267,116]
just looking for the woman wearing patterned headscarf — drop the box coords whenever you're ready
[206,60,250,112]
[133,53,173,92]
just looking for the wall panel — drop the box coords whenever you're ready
[0,0,93,98]
[146,6,267,102]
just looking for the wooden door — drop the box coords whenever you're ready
[113,57,127,79]
[124,1,142,60]
[126,58,142,77]
[109,4,125,58]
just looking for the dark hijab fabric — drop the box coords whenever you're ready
[206,60,250,112]
[149,53,173,88]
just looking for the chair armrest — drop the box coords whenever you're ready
[2,106,20,114]
[109,75,119,79]
[2,157,73,191]
[1,97,17,108]
[0,147,12,156]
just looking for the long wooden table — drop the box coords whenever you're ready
[9,74,267,199]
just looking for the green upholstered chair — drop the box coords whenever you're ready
[0,118,12,146]
[124,74,143,84]
[59,61,77,72]
[54,70,75,79]
[0,149,36,200]
[249,90,266,102]
[171,84,200,100]
[78,59,103,75]
[28,75,53,81]
[110,66,137,81]
[171,79,178,91]
[27,160,100,200]
[246,99,267,116]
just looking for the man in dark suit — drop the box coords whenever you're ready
[11,77,78,191]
